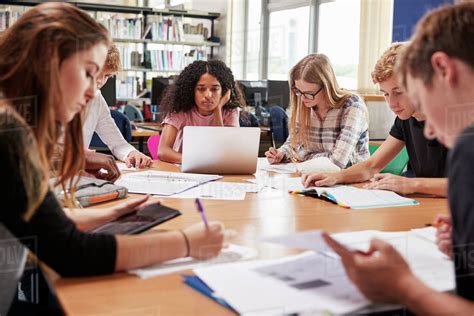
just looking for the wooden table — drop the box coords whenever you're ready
[50,161,449,315]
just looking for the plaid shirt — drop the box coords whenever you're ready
[279,94,369,168]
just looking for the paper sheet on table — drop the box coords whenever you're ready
[161,182,257,200]
[264,229,454,293]
[257,158,298,174]
[129,244,257,279]
[247,176,304,191]
[116,162,137,172]
[194,251,368,315]
[115,171,222,196]
[411,226,436,243]
[296,157,341,174]
[262,230,327,252]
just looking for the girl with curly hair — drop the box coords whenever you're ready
[158,60,245,163]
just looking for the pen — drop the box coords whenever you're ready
[195,198,209,228]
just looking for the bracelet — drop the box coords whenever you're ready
[179,229,190,257]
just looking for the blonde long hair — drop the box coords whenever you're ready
[288,54,352,150]
[0,3,110,207]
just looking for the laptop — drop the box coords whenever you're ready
[181,126,261,174]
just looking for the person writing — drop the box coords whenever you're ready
[265,54,369,169]
[302,44,448,197]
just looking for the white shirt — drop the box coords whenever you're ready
[83,91,135,161]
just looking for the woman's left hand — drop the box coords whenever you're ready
[218,90,231,109]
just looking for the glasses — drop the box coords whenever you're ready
[291,86,323,100]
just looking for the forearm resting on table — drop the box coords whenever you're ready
[63,208,121,231]
[410,178,448,197]
[157,146,182,164]
[115,231,186,271]
[337,160,381,184]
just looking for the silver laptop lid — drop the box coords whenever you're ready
[182,126,260,174]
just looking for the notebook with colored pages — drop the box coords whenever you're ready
[295,185,418,209]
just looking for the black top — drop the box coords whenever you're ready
[449,125,474,300]
[0,113,116,277]
[389,117,448,177]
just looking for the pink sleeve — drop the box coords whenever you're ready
[223,108,240,127]
[162,112,186,130]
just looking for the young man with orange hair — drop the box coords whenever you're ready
[302,43,448,197]
[83,44,152,173]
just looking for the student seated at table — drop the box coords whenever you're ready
[158,60,244,164]
[265,54,369,168]
[323,3,474,314]
[0,4,224,314]
[83,44,152,169]
[303,43,448,197]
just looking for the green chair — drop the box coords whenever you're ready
[368,144,409,175]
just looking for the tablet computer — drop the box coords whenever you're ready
[88,204,181,235]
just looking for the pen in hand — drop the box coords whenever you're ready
[195,198,209,229]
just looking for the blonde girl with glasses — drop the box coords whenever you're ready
[265,54,370,169]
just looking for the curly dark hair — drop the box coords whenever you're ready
[160,60,246,118]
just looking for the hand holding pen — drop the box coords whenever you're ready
[180,199,224,260]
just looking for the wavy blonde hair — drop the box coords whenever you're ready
[288,54,352,150]
[0,3,110,207]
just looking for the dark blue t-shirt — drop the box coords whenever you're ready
[449,124,474,300]
[389,117,448,177]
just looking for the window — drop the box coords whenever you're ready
[245,0,262,80]
[317,0,360,90]
[267,6,310,80]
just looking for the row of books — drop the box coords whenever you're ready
[145,49,207,72]
[99,15,209,42]
[116,76,139,99]
[146,15,184,42]
[100,16,143,40]
[119,46,207,71]
[0,10,21,31]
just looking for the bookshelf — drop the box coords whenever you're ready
[0,1,221,101]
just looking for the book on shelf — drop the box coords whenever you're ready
[0,9,21,31]
[99,15,142,40]
[147,14,184,42]
[116,76,139,99]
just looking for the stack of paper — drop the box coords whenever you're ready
[296,157,341,174]
[257,158,298,174]
[194,229,453,315]
[162,181,258,200]
[129,244,257,279]
[194,252,368,315]
[115,171,222,196]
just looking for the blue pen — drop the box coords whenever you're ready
[195,198,209,228]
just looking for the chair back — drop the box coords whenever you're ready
[90,110,132,150]
[369,144,409,175]
[269,105,289,147]
[147,134,161,160]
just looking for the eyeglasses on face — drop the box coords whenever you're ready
[291,86,324,100]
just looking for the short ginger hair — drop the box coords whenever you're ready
[371,43,406,84]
